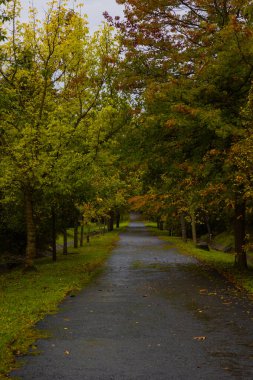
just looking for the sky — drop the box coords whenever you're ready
[21,0,124,32]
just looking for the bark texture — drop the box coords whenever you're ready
[108,211,114,232]
[180,213,187,243]
[191,212,197,245]
[80,225,84,247]
[116,209,120,229]
[24,190,36,269]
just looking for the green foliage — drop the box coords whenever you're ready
[0,1,132,264]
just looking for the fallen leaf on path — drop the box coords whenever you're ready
[193,336,206,341]
[64,350,70,355]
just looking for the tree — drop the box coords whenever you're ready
[111,0,253,269]
[0,0,123,269]
[0,0,11,40]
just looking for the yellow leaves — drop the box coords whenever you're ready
[235,175,244,184]
[206,23,217,33]
[173,104,198,118]
[82,202,97,223]
[209,149,221,156]
[128,194,169,214]
[200,183,226,198]
[165,119,177,129]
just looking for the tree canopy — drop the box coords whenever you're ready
[107,0,253,269]
[1,0,253,271]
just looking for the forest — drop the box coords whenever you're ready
[1,0,253,271]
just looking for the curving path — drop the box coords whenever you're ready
[11,219,253,379]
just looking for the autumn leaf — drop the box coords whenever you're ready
[193,336,206,341]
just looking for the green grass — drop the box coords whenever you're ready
[212,231,234,248]
[145,224,253,296]
[0,225,127,378]
[56,223,103,246]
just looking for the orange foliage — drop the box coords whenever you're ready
[128,194,169,215]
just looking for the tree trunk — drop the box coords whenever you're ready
[63,229,68,254]
[234,197,247,269]
[86,223,90,244]
[116,209,120,228]
[205,215,212,242]
[24,190,37,269]
[74,225,78,248]
[108,210,114,231]
[80,224,84,247]
[180,213,187,243]
[191,212,197,245]
[51,208,57,262]
[159,221,164,230]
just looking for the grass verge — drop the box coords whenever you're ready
[145,222,253,296]
[56,223,105,246]
[0,225,127,379]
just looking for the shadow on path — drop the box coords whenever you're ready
[11,220,253,379]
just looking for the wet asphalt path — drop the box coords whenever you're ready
[12,221,253,379]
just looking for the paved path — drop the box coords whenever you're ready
[12,221,253,379]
